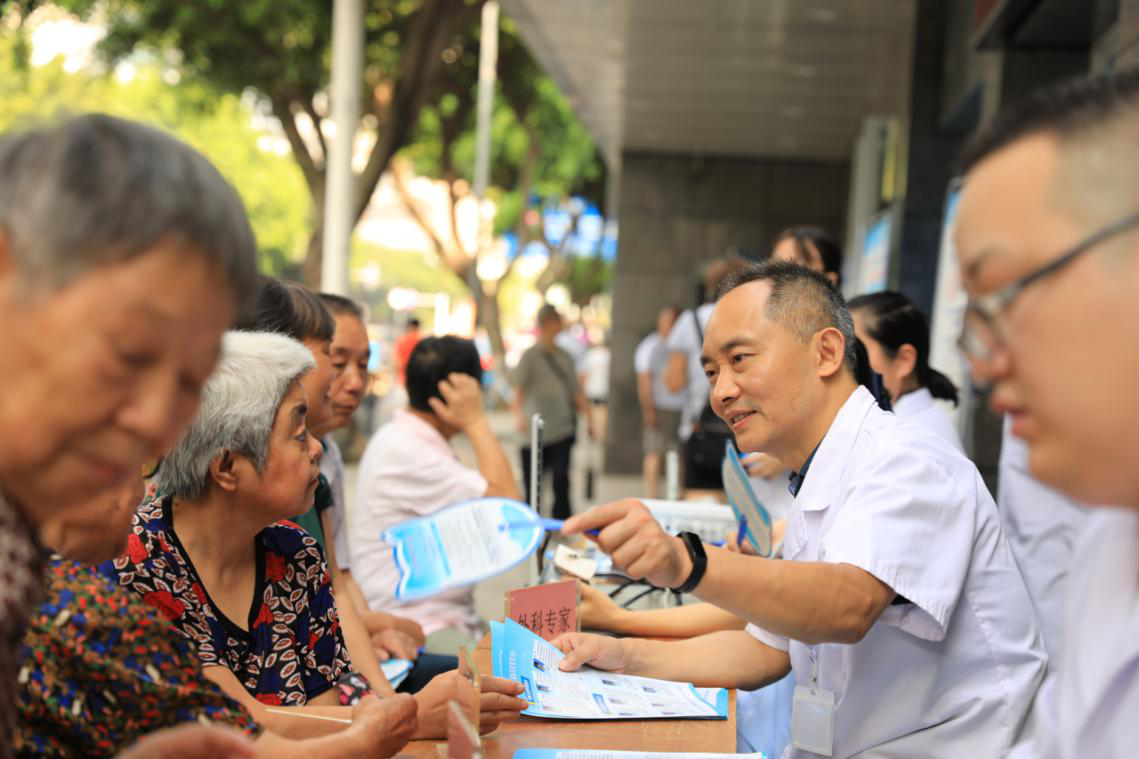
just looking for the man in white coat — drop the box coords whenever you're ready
[953,69,1139,758]
[553,262,1046,758]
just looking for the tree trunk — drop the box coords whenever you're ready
[301,218,324,288]
[476,283,508,376]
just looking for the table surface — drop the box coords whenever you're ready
[397,634,737,759]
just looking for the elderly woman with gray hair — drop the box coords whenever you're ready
[0,113,265,758]
[109,331,525,741]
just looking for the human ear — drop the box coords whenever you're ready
[895,344,918,382]
[209,450,243,493]
[815,328,847,378]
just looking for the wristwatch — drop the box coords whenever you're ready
[671,531,708,594]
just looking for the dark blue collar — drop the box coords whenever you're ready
[788,444,821,498]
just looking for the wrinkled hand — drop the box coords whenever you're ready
[117,724,254,759]
[475,674,530,734]
[414,670,528,738]
[741,452,785,480]
[562,499,692,589]
[552,633,632,673]
[372,628,420,662]
[391,615,426,647]
[428,373,486,432]
[577,580,625,632]
[351,694,419,758]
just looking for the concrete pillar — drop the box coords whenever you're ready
[603,152,849,475]
[895,0,967,317]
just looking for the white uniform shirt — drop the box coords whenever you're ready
[634,332,686,412]
[664,303,714,440]
[350,410,487,636]
[997,420,1088,659]
[1010,509,1139,759]
[892,387,964,452]
[319,436,351,570]
[747,386,1046,758]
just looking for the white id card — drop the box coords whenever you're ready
[791,684,835,756]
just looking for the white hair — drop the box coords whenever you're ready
[158,331,315,500]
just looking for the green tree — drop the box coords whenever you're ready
[0,19,310,274]
[50,0,484,285]
[392,15,605,367]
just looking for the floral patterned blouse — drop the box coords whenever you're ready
[16,557,258,757]
[106,496,350,706]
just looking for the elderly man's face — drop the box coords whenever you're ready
[327,313,371,430]
[955,132,1139,506]
[700,280,821,459]
[0,239,234,524]
[238,380,323,522]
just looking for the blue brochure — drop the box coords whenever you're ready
[383,497,545,601]
[492,619,727,721]
[721,442,774,557]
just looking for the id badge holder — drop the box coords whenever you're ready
[791,684,835,756]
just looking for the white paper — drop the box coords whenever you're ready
[493,619,727,720]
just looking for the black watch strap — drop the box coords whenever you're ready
[672,531,708,594]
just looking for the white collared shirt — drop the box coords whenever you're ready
[892,386,964,452]
[319,436,350,570]
[997,420,1087,659]
[1010,508,1139,759]
[747,386,1047,758]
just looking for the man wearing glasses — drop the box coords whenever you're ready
[954,70,1139,758]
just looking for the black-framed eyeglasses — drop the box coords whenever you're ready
[957,208,1139,369]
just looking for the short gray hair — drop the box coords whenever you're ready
[717,261,858,371]
[158,331,314,500]
[0,113,259,306]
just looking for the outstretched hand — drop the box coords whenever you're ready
[561,499,692,589]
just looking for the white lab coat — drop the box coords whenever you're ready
[892,386,964,452]
[997,420,1088,659]
[1009,509,1139,759]
[747,386,1047,758]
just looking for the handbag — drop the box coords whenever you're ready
[681,308,733,476]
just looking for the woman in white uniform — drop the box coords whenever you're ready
[850,291,964,451]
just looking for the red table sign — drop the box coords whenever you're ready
[505,580,579,641]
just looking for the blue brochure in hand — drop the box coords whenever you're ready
[492,619,727,721]
[383,497,545,601]
[721,441,775,557]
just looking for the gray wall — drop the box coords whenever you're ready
[603,151,850,475]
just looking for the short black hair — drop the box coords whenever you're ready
[406,336,483,413]
[770,226,844,284]
[233,277,334,342]
[958,68,1139,174]
[318,292,367,321]
[848,290,958,406]
[717,261,857,371]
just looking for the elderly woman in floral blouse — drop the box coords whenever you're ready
[21,472,416,758]
[108,331,525,739]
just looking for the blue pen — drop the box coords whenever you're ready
[499,518,600,536]
[735,515,749,548]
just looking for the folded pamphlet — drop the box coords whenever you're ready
[491,618,727,721]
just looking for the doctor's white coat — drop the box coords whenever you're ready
[748,387,1047,758]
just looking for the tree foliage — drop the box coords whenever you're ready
[0,20,310,275]
[52,0,484,284]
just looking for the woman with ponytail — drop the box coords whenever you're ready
[849,291,963,451]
